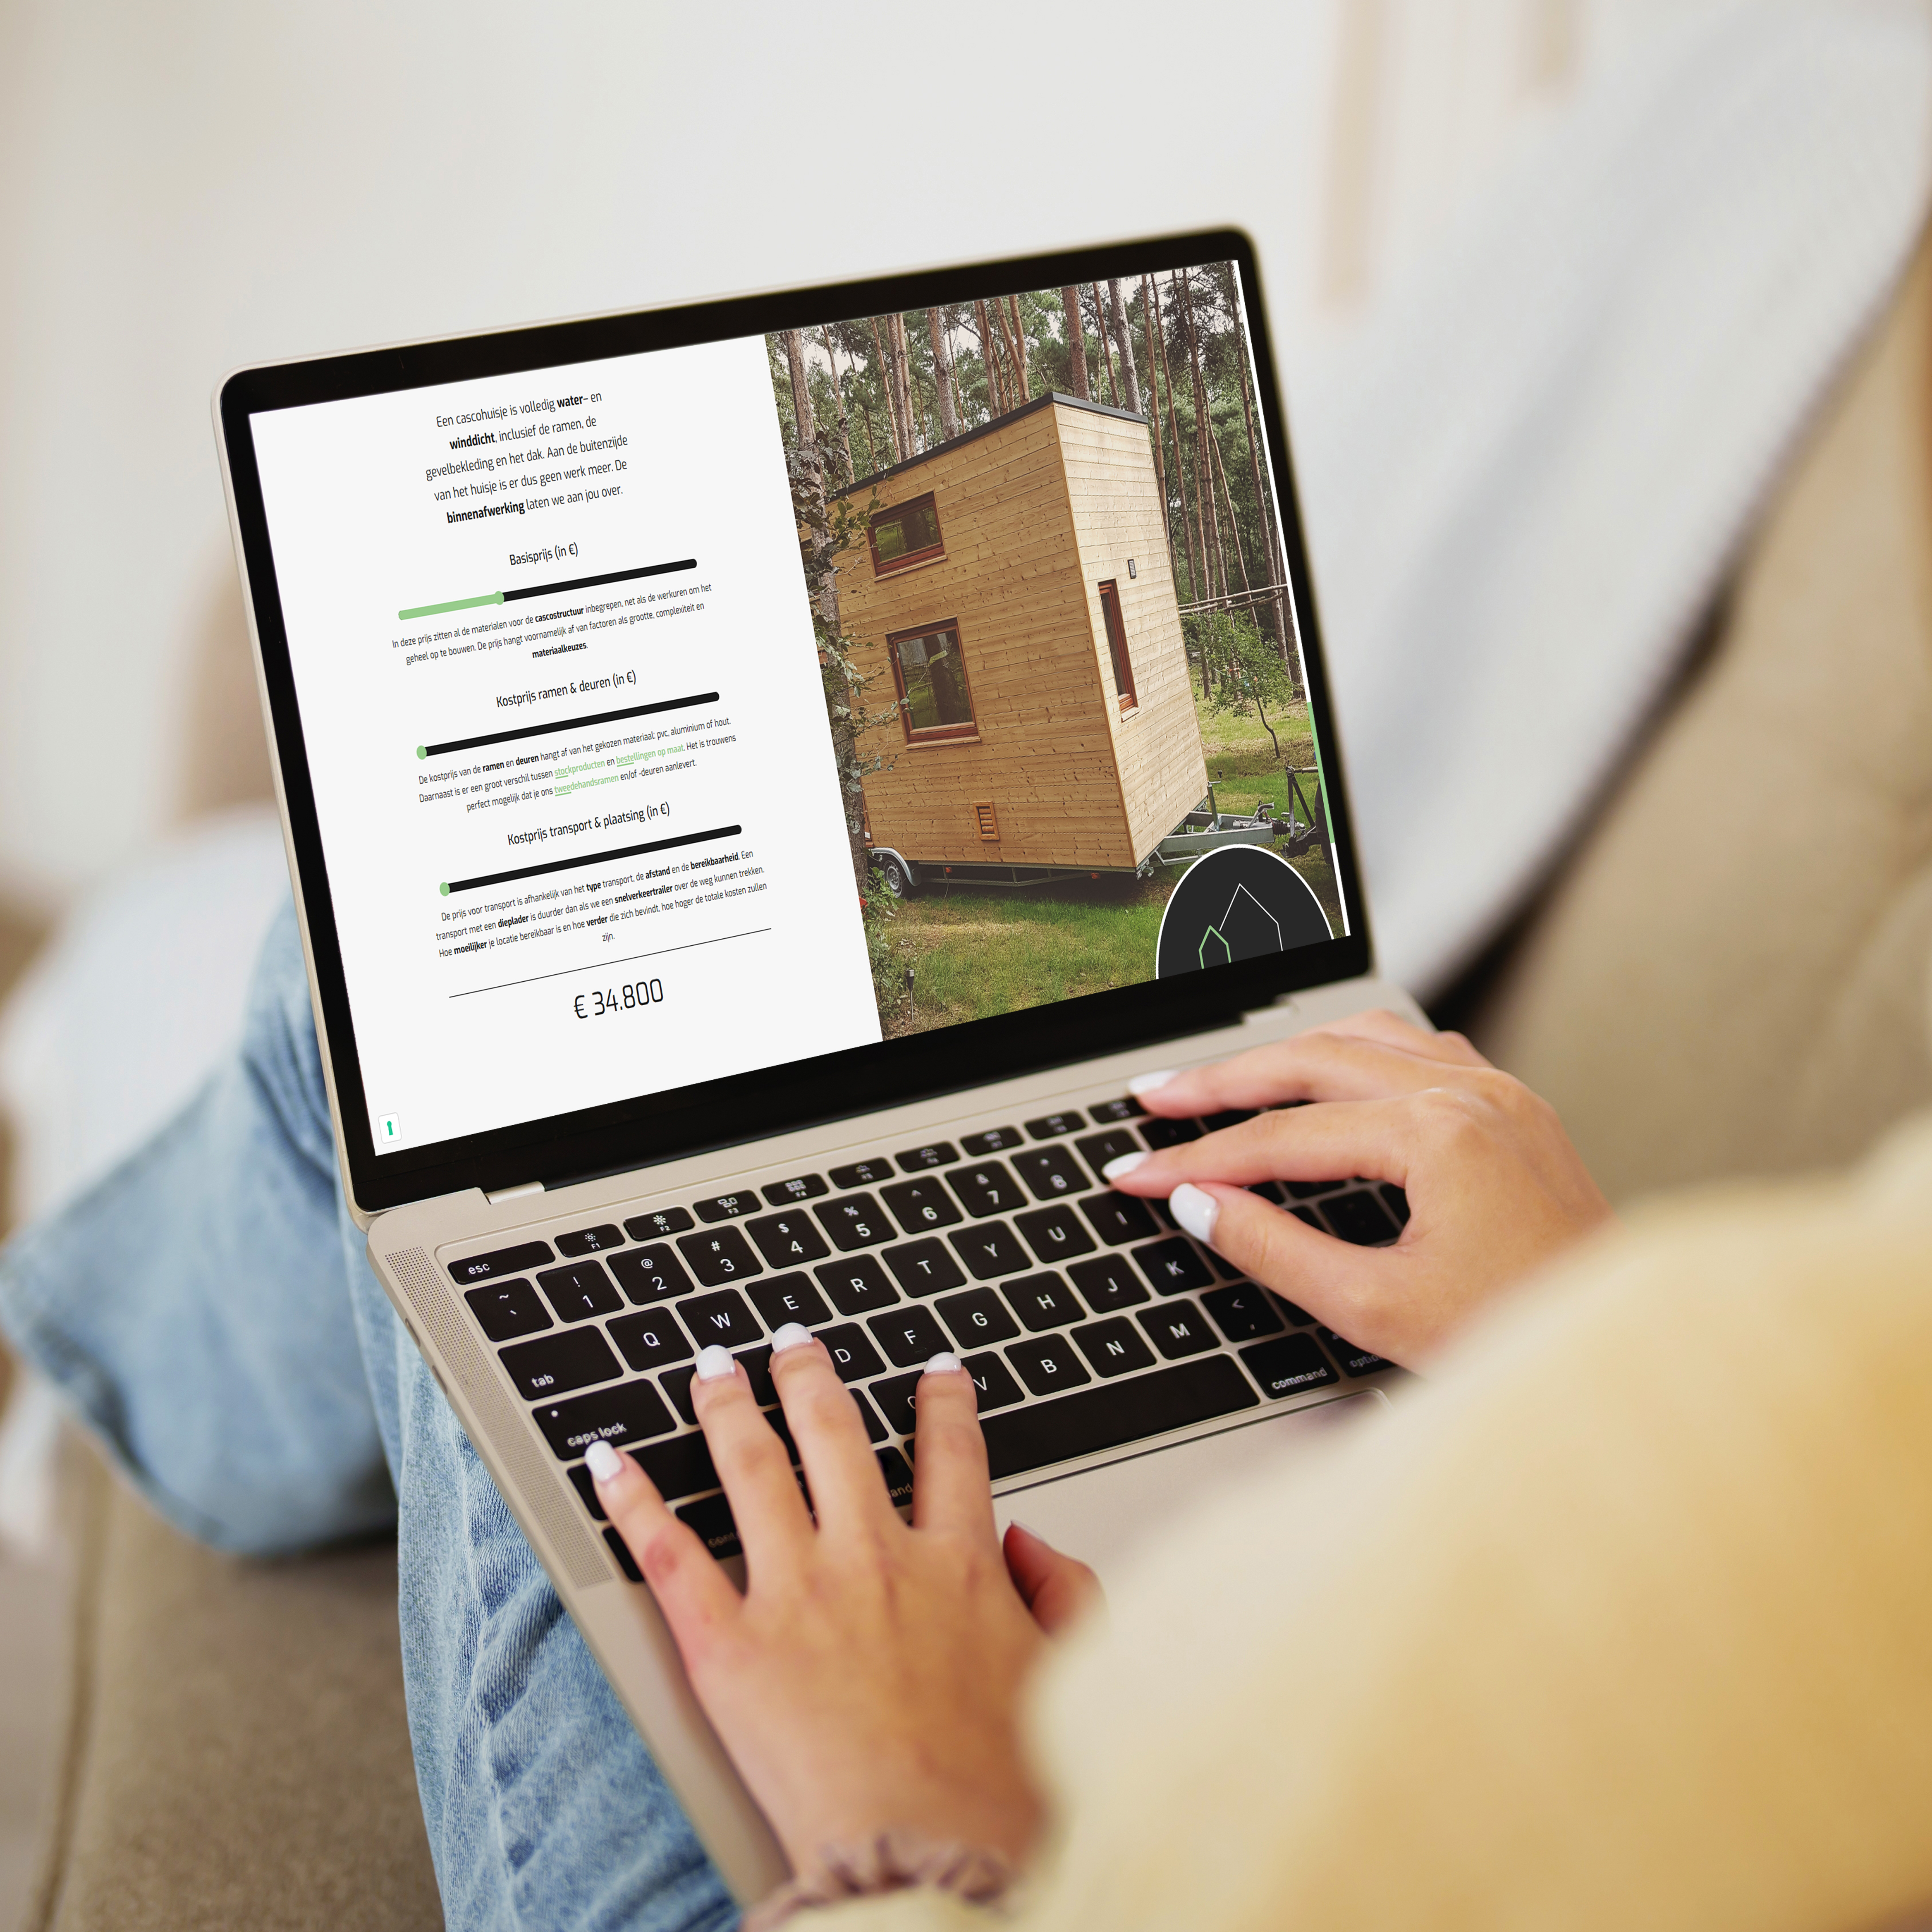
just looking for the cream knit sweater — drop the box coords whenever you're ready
[820,1114,1932,1930]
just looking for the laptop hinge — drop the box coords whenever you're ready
[485,1179,546,1207]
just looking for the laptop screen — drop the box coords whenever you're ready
[238,241,1356,1175]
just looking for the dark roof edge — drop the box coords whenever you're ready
[830,391,1148,502]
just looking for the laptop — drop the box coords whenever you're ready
[215,228,1423,1901]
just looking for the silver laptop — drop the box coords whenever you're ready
[215,230,1421,1903]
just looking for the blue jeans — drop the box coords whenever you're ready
[0,902,736,1932]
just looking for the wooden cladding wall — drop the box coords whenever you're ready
[840,398,1205,871]
[1057,409,1207,863]
[842,403,1131,868]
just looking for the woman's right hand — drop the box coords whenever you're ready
[1106,1009,1612,1368]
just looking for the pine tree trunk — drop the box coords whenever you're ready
[868,315,908,463]
[784,329,834,628]
[1091,285,1119,404]
[1060,286,1090,399]
[1181,269,1226,602]
[928,307,960,442]
[889,313,918,456]
[1139,277,1168,551]
[1110,279,1142,416]
[820,327,856,487]
[975,299,1005,416]
[1211,426,1252,596]
[1152,275,1201,612]
[1007,295,1030,399]
[1230,291,1289,663]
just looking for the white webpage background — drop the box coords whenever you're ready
[250,334,880,1153]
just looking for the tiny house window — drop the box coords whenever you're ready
[1098,581,1136,713]
[888,622,977,741]
[869,493,944,575]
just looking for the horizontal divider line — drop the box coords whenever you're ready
[502,558,698,604]
[448,926,770,997]
[398,557,697,622]
[442,823,742,895]
[419,691,720,759]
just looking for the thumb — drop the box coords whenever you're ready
[1003,1522,1104,1635]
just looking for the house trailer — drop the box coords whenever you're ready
[835,392,1208,889]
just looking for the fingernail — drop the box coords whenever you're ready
[1128,1069,1177,1095]
[585,1440,624,1485]
[1169,1182,1219,1248]
[695,1344,736,1382]
[923,1351,963,1375]
[770,1322,814,1353]
[1006,1517,1043,1540]
[1103,1150,1150,1181]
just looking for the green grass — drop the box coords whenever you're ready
[873,874,1176,1037]
[1192,692,1345,933]
[865,691,1351,1039]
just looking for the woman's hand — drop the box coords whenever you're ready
[589,1334,1100,1872]
[1109,1009,1612,1367]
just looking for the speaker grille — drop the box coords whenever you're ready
[385,1244,612,1590]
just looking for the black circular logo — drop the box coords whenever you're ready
[1155,846,1333,979]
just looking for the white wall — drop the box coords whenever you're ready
[0,0,1705,910]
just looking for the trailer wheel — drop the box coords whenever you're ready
[878,853,915,899]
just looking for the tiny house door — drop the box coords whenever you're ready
[1098,580,1136,713]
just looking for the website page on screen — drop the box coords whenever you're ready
[249,259,1346,1155]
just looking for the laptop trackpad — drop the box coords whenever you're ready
[992,1392,1384,1583]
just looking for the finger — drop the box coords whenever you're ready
[1129,1028,1492,1122]
[691,1346,814,1580]
[588,1439,741,1648]
[1313,1008,1490,1069]
[909,1354,997,1543]
[1169,1181,1413,1359]
[1105,1094,1415,1197]
[1003,1522,1103,1634]
[767,1326,899,1536]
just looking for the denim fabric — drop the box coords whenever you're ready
[0,901,736,1932]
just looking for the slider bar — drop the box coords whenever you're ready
[442,823,742,895]
[418,691,719,760]
[398,557,697,622]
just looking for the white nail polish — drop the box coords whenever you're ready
[1169,1182,1219,1248]
[695,1344,736,1382]
[1128,1069,1177,1096]
[1006,1518,1043,1540]
[585,1440,624,1485]
[1102,1150,1150,1181]
[770,1322,813,1353]
[924,1351,963,1375]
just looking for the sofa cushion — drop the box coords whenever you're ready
[1473,225,1932,1203]
[36,1460,441,1932]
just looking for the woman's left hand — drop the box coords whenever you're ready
[589,1334,1099,1872]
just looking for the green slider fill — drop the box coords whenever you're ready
[397,590,505,621]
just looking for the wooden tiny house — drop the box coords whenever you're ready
[836,393,1207,879]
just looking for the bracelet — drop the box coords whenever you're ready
[741,1830,1016,1930]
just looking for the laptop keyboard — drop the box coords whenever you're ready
[445,1094,1405,1580]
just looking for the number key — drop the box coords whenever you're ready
[1013,1147,1088,1199]
[676,1226,763,1286]
[881,1177,962,1234]
[950,1161,1020,1218]
[745,1210,830,1268]
[536,1259,622,1322]
[608,1245,695,1303]
[816,1193,893,1251]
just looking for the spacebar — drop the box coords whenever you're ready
[981,1357,1259,1482]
